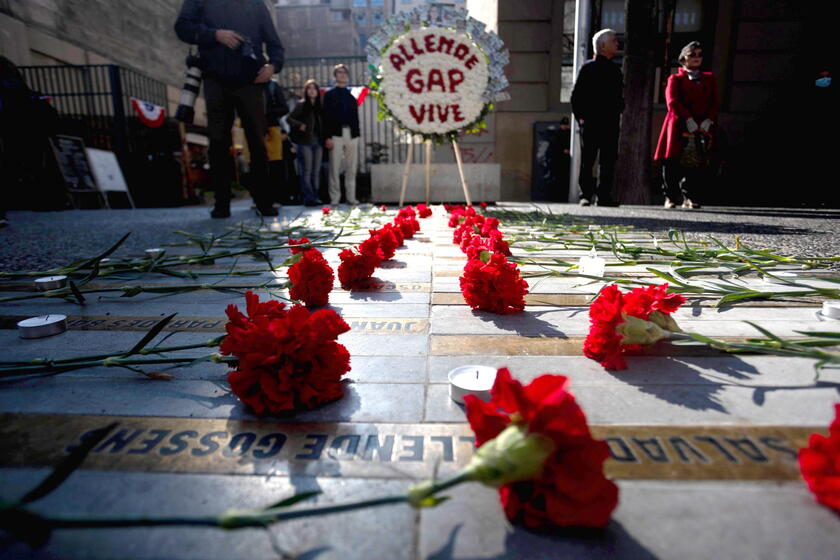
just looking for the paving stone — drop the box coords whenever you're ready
[0,470,415,560]
[418,481,840,560]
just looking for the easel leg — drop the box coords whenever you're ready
[398,137,413,207]
[424,140,432,205]
[451,140,472,206]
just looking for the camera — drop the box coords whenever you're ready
[175,53,202,124]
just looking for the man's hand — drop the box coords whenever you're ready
[254,64,275,84]
[700,119,713,132]
[685,118,699,133]
[325,138,334,150]
[215,29,244,49]
[299,124,307,132]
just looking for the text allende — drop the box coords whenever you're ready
[390,33,480,73]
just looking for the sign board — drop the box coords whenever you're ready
[85,148,129,193]
[50,135,97,192]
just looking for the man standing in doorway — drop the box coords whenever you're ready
[175,0,284,218]
[571,28,624,207]
[323,64,360,205]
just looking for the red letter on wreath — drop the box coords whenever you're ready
[406,68,424,93]
[390,54,405,73]
[427,69,446,93]
[447,69,465,93]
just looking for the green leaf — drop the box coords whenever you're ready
[20,422,118,505]
[479,250,492,263]
[414,495,451,508]
[793,331,840,339]
[263,490,322,511]
[127,313,177,355]
[742,321,784,342]
[67,280,86,304]
[76,232,131,271]
[282,252,304,267]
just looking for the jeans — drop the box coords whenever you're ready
[297,141,323,204]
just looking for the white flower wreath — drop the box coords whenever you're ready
[368,8,509,141]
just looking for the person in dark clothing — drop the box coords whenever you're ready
[571,28,624,207]
[322,64,361,205]
[288,79,325,206]
[175,0,285,218]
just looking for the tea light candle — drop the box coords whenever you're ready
[34,275,67,291]
[145,248,164,259]
[449,365,497,404]
[822,301,840,320]
[18,315,67,339]
[579,249,605,278]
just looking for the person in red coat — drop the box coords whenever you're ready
[654,41,719,209]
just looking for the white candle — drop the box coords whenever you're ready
[448,365,497,404]
[145,248,164,259]
[34,275,67,291]
[18,315,68,339]
[822,301,840,320]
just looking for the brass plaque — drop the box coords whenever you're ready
[0,316,428,335]
[0,413,821,481]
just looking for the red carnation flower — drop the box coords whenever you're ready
[480,217,501,236]
[460,253,529,314]
[583,283,685,370]
[379,204,388,211]
[416,203,432,218]
[383,222,404,247]
[464,230,512,260]
[358,235,384,264]
[288,237,312,255]
[322,207,331,215]
[395,217,419,239]
[288,249,334,307]
[397,205,416,220]
[221,291,351,415]
[800,404,840,513]
[338,247,377,287]
[464,368,619,529]
[371,227,398,260]
[480,201,488,209]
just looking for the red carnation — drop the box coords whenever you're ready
[416,203,432,218]
[480,201,488,209]
[480,217,501,236]
[800,404,840,513]
[395,217,419,239]
[358,235,384,264]
[288,237,312,255]
[379,204,388,211]
[322,207,331,215]
[464,368,619,529]
[221,291,351,415]
[397,205,416,220]
[371,227,398,260]
[460,253,529,314]
[288,249,334,307]
[338,247,377,287]
[583,283,685,370]
[464,230,512,260]
[383,222,404,247]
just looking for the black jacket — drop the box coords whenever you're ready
[288,101,324,146]
[322,87,360,139]
[571,55,624,125]
[175,0,284,86]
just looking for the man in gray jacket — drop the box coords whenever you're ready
[175,0,285,218]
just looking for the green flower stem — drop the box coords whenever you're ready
[0,282,291,304]
[0,355,237,377]
[21,471,475,532]
[667,331,840,364]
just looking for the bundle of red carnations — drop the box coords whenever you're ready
[583,283,685,370]
[221,291,351,415]
[287,237,335,307]
[800,403,840,514]
[446,204,528,314]
[337,205,426,288]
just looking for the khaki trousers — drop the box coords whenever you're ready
[328,126,359,204]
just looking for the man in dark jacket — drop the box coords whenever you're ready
[571,28,624,207]
[175,0,285,218]
[322,64,361,205]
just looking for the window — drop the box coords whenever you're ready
[372,11,383,24]
[353,0,366,6]
[355,12,367,24]
[331,10,344,21]
[359,33,368,49]
[371,0,384,5]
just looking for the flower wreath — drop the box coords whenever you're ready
[367,7,510,142]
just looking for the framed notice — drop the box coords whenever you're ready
[85,148,135,208]
[50,135,97,192]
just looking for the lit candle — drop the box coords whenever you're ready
[822,301,840,320]
[448,365,497,404]
[18,315,68,339]
[34,275,67,291]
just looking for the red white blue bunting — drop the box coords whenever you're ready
[130,97,166,128]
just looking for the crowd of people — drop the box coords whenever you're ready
[175,0,363,218]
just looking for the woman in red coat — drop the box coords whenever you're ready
[654,41,719,209]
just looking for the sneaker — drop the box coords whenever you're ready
[682,199,701,209]
[257,206,279,217]
[210,207,231,219]
[663,198,677,209]
[579,198,591,207]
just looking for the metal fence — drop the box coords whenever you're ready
[277,55,426,173]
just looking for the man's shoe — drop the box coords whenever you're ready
[210,208,231,219]
[304,199,323,207]
[682,199,701,209]
[347,199,360,205]
[579,198,591,207]
[663,198,677,209]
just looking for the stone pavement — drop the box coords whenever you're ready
[1,201,839,559]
